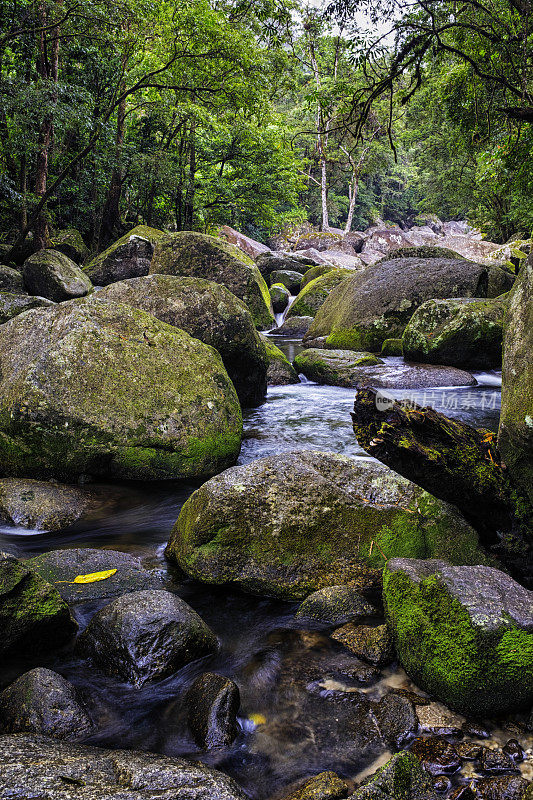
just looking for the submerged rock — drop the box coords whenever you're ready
[0,298,242,481]
[165,451,490,601]
[28,548,163,603]
[0,264,24,293]
[91,275,268,407]
[0,668,92,740]
[0,291,54,324]
[22,249,92,301]
[276,316,314,337]
[383,559,533,715]
[409,737,461,776]
[295,586,376,625]
[270,282,290,313]
[0,553,77,656]
[476,776,529,800]
[499,258,533,505]
[293,348,382,386]
[84,225,165,285]
[260,335,300,385]
[0,733,247,799]
[0,478,92,531]
[187,672,240,749]
[287,270,354,319]
[305,257,495,352]
[149,231,274,329]
[78,589,218,686]
[402,296,507,369]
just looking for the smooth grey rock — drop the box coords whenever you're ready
[22,249,92,301]
[187,672,240,749]
[372,692,418,749]
[276,315,314,336]
[0,478,93,531]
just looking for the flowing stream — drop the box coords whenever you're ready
[0,334,525,799]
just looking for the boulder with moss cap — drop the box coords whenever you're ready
[165,450,491,601]
[287,269,354,319]
[260,334,299,385]
[383,558,533,715]
[90,274,268,407]
[84,225,166,285]
[149,230,274,329]
[402,296,507,369]
[49,229,89,264]
[22,249,92,301]
[0,297,242,481]
[304,257,498,352]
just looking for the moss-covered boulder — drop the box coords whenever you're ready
[293,348,382,387]
[351,751,437,800]
[0,478,93,531]
[91,275,268,407]
[149,231,274,329]
[295,585,376,625]
[84,225,166,286]
[402,296,507,369]
[381,338,403,356]
[376,245,464,262]
[305,257,494,352]
[294,230,343,251]
[0,668,93,739]
[0,553,77,656]
[269,269,304,293]
[49,229,89,264]
[301,264,338,288]
[0,265,24,293]
[499,258,533,505]
[276,315,314,337]
[256,251,306,277]
[0,292,54,324]
[287,269,354,319]
[384,558,533,716]
[22,249,92,302]
[0,298,242,481]
[270,282,290,313]
[165,451,490,601]
[260,334,299,385]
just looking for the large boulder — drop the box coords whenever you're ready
[78,589,218,686]
[0,298,242,481]
[22,249,92,301]
[0,292,54,324]
[402,296,507,369]
[0,734,247,799]
[294,230,343,251]
[293,348,382,387]
[0,265,24,293]
[260,334,299,385]
[276,315,314,337]
[91,275,268,407]
[49,229,89,264]
[360,228,415,263]
[305,257,495,352]
[28,548,163,603]
[218,226,271,259]
[149,231,275,329]
[0,478,93,531]
[287,270,354,319]
[270,269,304,293]
[301,264,338,288]
[0,553,77,656]
[384,559,533,716]
[0,668,92,740]
[84,225,166,285]
[165,451,490,601]
[499,258,533,505]
[256,251,308,277]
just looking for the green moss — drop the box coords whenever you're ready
[381,338,403,356]
[384,567,533,715]
[287,269,353,319]
[301,264,337,288]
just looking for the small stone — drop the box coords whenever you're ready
[449,786,476,800]
[433,776,451,793]
[479,748,520,775]
[278,771,349,800]
[295,586,377,626]
[373,692,418,749]
[416,701,465,736]
[462,720,491,739]
[475,775,529,800]
[455,742,483,760]
[331,623,394,666]
[502,739,524,763]
[410,736,462,775]
[187,672,240,749]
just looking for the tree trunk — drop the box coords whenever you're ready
[352,387,533,584]
[99,86,127,248]
[184,118,196,230]
[344,174,358,234]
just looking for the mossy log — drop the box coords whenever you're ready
[351,388,532,583]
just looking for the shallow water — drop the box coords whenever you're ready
[0,337,523,799]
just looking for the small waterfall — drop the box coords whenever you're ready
[274,294,297,328]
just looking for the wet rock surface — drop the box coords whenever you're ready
[0,478,93,531]
[293,348,383,387]
[331,623,394,666]
[0,668,93,739]
[295,586,377,625]
[78,589,218,686]
[276,315,314,336]
[187,672,240,749]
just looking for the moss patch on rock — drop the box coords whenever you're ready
[84,225,166,285]
[0,292,54,324]
[287,269,354,319]
[381,338,404,356]
[293,348,382,387]
[260,334,299,385]
[22,249,92,302]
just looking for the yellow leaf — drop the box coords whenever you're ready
[249,713,266,726]
[72,569,117,584]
